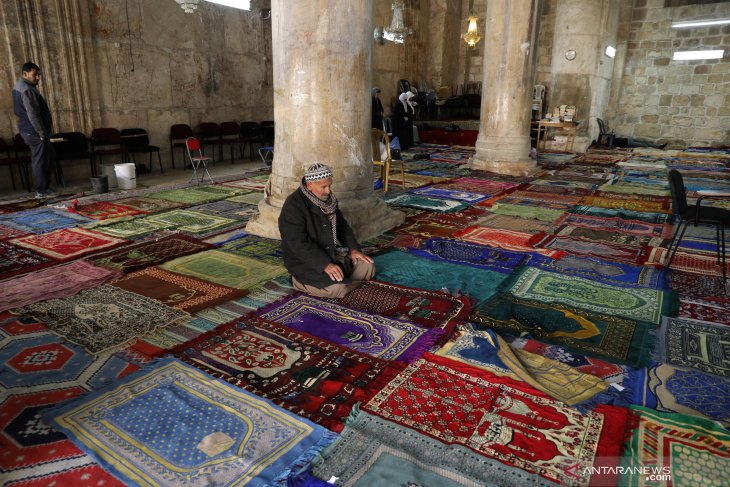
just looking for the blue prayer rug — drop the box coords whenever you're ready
[0,208,91,234]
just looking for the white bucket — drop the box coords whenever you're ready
[117,176,136,190]
[114,162,136,179]
[101,164,118,188]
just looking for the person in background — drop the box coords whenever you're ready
[372,87,385,131]
[393,91,416,150]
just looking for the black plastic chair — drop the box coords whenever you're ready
[240,122,263,160]
[667,169,730,287]
[121,128,162,174]
[260,120,275,147]
[198,122,225,164]
[51,132,94,186]
[596,118,616,148]
[0,137,29,191]
[169,124,193,169]
[219,121,243,164]
[91,128,128,171]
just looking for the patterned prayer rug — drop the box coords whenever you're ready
[384,193,470,212]
[148,185,240,204]
[489,202,566,222]
[0,260,121,312]
[598,181,669,197]
[145,208,240,236]
[453,226,565,258]
[112,195,183,213]
[10,228,128,261]
[226,191,264,206]
[0,223,29,241]
[531,179,598,190]
[172,314,404,432]
[508,190,584,205]
[219,176,269,191]
[221,234,284,265]
[494,195,577,211]
[553,225,667,248]
[628,364,730,426]
[66,200,146,220]
[653,317,730,377]
[258,294,443,363]
[387,173,453,189]
[408,237,538,273]
[436,177,521,194]
[524,183,592,196]
[87,234,213,274]
[364,354,628,487]
[15,284,189,355]
[568,205,674,225]
[111,266,248,314]
[188,199,258,219]
[0,208,91,234]
[499,266,676,325]
[473,212,555,234]
[46,358,336,487]
[308,408,559,487]
[619,406,730,487]
[88,215,173,239]
[534,235,649,265]
[580,195,671,213]
[409,186,489,203]
[646,247,730,277]
[679,295,730,325]
[0,241,55,280]
[160,250,287,289]
[533,254,667,289]
[436,326,610,406]
[373,250,509,303]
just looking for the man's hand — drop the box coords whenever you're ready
[324,263,344,282]
[349,249,374,264]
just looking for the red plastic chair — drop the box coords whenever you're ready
[185,137,213,184]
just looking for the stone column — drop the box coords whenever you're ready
[470,0,540,176]
[246,0,403,241]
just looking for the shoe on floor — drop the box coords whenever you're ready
[35,190,59,199]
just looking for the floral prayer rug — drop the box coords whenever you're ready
[568,205,674,225]
[373,250,509,303]
[436,326,610,406]
[221,234,284,265]
[363,354,628,487]
[87,234,213,274]
[66,200,146,220]
[408,237,539,273]
[0,241,55,280]
[646,247,730,277]
[112,195,183,213]
[46,358,337,487]
[653,317,730,377]
[88,215,173,239]
[409,186,489,204]
[172,314,404,432]
[226,191,264,206]
[0,260,121,311]
[533,254,667,289]
[308,408,560,487]
[534,235,649,265]
[145,208,240,236]
[148,184,241,204]
[0,208,91,234]
[453,226,565,258]
[384,192,470,212]
[627,364,730,426]
[10,227,128,261]
[499,266,676,325]
[160,250,287,289]
[553,225,667,248]
[473,212,555,234]
[619,406,730,487]
[489,202,566,222]
[111,266,248,314]
[554,212,674,238]
[258,294,444,363]
[15,284,189,355]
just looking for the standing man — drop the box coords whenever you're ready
[12,61,56,198]
[279,162,375,299]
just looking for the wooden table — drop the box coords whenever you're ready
[536,120,577,152]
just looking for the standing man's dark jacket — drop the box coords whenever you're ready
[13,78,52,138]
[279,187,361,288]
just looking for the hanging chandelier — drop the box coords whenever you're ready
[462,14,481,48]
[175,0,199,13]
[375,1,412,45]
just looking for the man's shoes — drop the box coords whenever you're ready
[34,190,59,199]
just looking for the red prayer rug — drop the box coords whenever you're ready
[453,226,565,258]
[66,199,146,220]
[679,296,730,326]
[10,228,128,260]
[0,223,29,241]
[363,353,628,487]
[671,269,729,300]
[0,241,55,281]
[646,247,730,277]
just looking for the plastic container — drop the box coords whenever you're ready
[114,163,136,190]
[90,175,108,194]
[100,163,118,188]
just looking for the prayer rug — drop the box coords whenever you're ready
[509,337,628,384]
[531,179,598,190]
[172,314,404,432]
[66,200,146,220]
[653,317,730,377]
[580,195,671,213]
[145,208,240,236]
[646,247,730,277]
[499,266,676,325]
[373,250,509,303]
[408,237,538,273]
[308,408,560,487]
[523,183,593,196]
[0,208,91,234]
[597,181,669,196]
[219,175,269,191]
[489,202,566,222]
[387,173,453,189]
[221,234,284,265]
[111,266,248,314]
[10,228,128,261]
[0,241,55,280]
[496,195,577,211]
[533,254,667,289]
[592,190,671,206]
[568,205,674,225]
[436,326,610,406]
[508,190,584,205]
[554,212,674,238]
[534,235,649,265]
[436,177,521,194]
[112,195,183,213]
[553,225,667,248]
[148,185,239,204]
[188,198,258,219]
[409,186,489,204]
[0,199,45,213]
[160,250,287,289]
[473,212,554,234]
[364,354,629,487]
[0,260,121,312]
[15,284,189,355]
[679,296,730,325]
[47,358,336,487]
[87,234,213,274]
[88,216,173,239]
[384,193,470,212]
[453,226,565,258]
[619,406,730,487]
[472,295,655,368]
[628,364,730,426]
[258,294,443,363]
[227,191,264,206]
[0,223,29,241]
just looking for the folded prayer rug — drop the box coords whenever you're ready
[436,326,610,406]
[373,249,509,303]
[160,249,287,289]
[363,354,629,487]
[258,294,443,363]
[0,240,55,280]
[0,208,91,234]
[46,358,337,487]
[111,266,248,314]
[532,254,667,289]
[408,237,540,273]
[15,284,189,355]
[453,226,565,258]
[221,234,284,265]
[409,186,489,204]
[619,406,730,487]
[653,316,730,377]
[66,200,146,220]
[384,192,470,212]
[0,260,121,311]
[88,216,173,239]
[10,228,128,261]
[112,195,183,213]
[308,408,560,487]
[87,234,213,274]
[172,314,404,432]
[534,235,649,265]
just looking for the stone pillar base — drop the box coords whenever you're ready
[470,134,538,176]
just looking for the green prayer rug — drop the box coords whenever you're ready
[227,192,264,206]
[489,202,565,222]
[148,186,239,205]
[145,209,239,236]
[88,217,173,239]
[221,235,284,265]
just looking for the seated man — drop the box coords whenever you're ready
[279,162,375,298]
